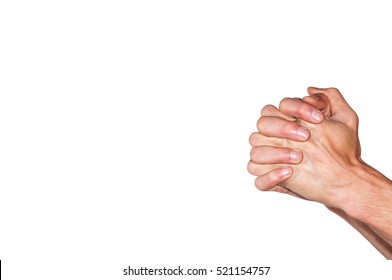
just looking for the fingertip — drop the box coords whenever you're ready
[302,95,319,103]
[260,104,278,116]
[248,132,259,147]
[311,110,324,123]
[307,86,322,95]
[297,126,310,141]
[279,97,324,124]
[303,92,331,118]
[301,96,324,123]
[254,166,293,191]
[289,150,303,164]
[280,166,293,178]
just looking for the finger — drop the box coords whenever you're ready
[279,97,325,124]
[249,132,265,147]
[247,160,288,177]
[250,146,303,164]
[254,166,293,191]
[257,116,310,141]
[260,104,295,121]
[247,160,272,176]
[249,132,284,147]
[302,93,332,116]
[307,87,358,128]
[307,87,354,115]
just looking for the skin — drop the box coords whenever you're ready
[248,87,392,258]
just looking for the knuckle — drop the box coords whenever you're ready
[348,110,359,127]
[299,103,314,118]
[255,176,274,191]
[279,97,291,109]
[353,111,359,122]
[270,170,281,182]
[256,117,266,133]
[249,132,259,146]
[260,104,277,116]
[350,110,359,120]
[326,87,340,95]
[279,149,291,162]
[247,161,258,175]
[255,177,268,191]
[281,121,296,136]
[249,147,259,161]
[261,137,279,147]
[302,96,314,103]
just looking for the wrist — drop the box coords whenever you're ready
[340,162,392,225]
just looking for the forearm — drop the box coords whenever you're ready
[341,163,392,248]
[328,207,392,259]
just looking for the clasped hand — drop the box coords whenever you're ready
[248,87,392,258]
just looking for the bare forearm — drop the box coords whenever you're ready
[342,163,392,248]
[328,207,392,259]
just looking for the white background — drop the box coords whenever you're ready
[1,0,392,279]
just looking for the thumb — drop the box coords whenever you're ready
[307,87,358,126]
[302,92,332,117]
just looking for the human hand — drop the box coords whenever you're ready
[248,87,362,209]
[248,87,392,258]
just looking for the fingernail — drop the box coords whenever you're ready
[280,167,292,177]
[297,127,310,140]
[311,110,323,122]
[290,150,301,162]
[310,95,320,100]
